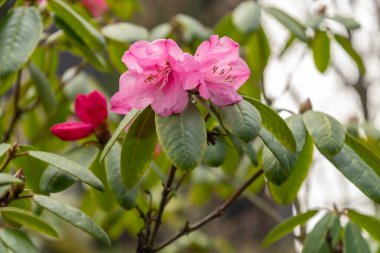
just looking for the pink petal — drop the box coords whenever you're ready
[51,122,93,141]
[204,82,243,106]
[171,53,201,90]
[81,0,108,17]
[75,90,108,128]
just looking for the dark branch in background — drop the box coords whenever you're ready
[151,168,264,252]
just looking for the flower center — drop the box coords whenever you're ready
[144,62,173,89]
[209,65,236,83]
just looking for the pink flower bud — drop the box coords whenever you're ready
[51,122,93,141]
[75,90,108,128]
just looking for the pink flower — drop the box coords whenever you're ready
[81,0,109,17]
[194,35,250,106]
[110,39,201,117]
[51,90,108,141]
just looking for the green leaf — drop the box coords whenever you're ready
[0,228,39,253]
[203,136,227,167]
[334,34,365,75]
[263,210,319,247]
[329,215,342,247]
[0,207,59,237]
[232,1,261,33]
[347,209,380,241]
[173,14,211,41]
[0,7,42,77]
[215,100,261,142]
[344,223,371,253]
[213,14,246,43]
[0,240,6,253]
[268,116,314,203]
[0,173,22,185]
[100,109,140,162]
[39,146,98,193]
[49,0,105,50]
[330,15,361,30]
[245,97,296,152]
[32,195,111,245]
[101,22,148,43]
[265,7,308,42]
[155,103,207,172]
[345,133,380,177]
[312,31,330,73]
[302,212,335,253]
[329,144,380,203]
[0,0,16,20]
[121,108,157,189]
[28,151,104,192]
[0,185,11,198]
[105,143,138,210]
[0,143,10,158]
[303,111,345,157]
[28,63,57,115]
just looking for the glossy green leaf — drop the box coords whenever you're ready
[330,15,360,30]
[312,31,330,73]
[268,116,314,202]
[101,22,148,43]
[215,100,261,142]
[33,195,111,245]
[0,7,42,77]
[0,207,59,237]
[203,136,227,167]
[121,108,157,189]
[100,109,140,162]
[329,215,342,247]
[334,34,365,75]
[265,7,308,42]
[303,111,345,157]
[155,103,207,172]
[345,133,380,177]
[302,212,335,253]
[344,223,371,253]
[245,97,296,152]
[263,210,319,247]
[0,143,10,158]
[105,143,138,210]
[0,173,22,185]
[329,144,380,203]
[28,151,104,192]
[0,228,38,253]
[232,1,261,33]
[49,0,105,50]
[347,209,380,241]
[28,63,57,115]
[39,146,98,193]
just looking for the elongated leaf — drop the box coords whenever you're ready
[263,210,319,247]
[330,16,360,30]
[329,144,380,203]
[245,97,296,152]
[0,207,58,237]
[105,143,138,210]
[268,117,314,203]
[215,100,261,142]
[312,31,330,73]
[330,215,341,247]
[265,7,308,42]
[302,212,335,253]
[347,209,380,241]
[28,151,104,192]
[49,0,105,50]
[303,111,345,157]
[101,22,148,43]
[0,240,6,253]
[0,228,39,253]
[121,108,157,189]
[0,7,42,77]
[0,173,22,185]
[232,1,261,33]
[100,109,140,162]
[39,146,98,193]
[344,223,371,253]
[0,143,10,158]
[345,133,380,177]
[28,63,56,115]
[334,34,365,75]
[213,14,246,43]
[155,103,207,172]
[33,195,111,245]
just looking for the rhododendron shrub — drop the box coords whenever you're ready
[0,1,378,253]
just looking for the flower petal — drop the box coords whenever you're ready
[51,122,93,141]
[75,90,108,128]
[204,82,243,106]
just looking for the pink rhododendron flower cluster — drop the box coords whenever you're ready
[51,90,108,141]
[81,0,109,17]
[111,35,250,117]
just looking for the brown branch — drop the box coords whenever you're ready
[152,168,264,252]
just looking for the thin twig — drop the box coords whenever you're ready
[165,172,187,205]
[152,168,264,252]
